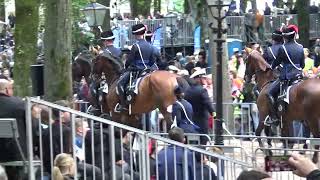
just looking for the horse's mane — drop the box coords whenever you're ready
[249,50,271,71]
[75,51,94,64]
[99,52,124,74]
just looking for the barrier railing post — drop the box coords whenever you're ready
[26,97,35,180]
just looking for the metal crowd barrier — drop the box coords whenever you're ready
[213,102,259,136]
[208,134,320,180]
[113,14,320,48]
[24,97,251,180]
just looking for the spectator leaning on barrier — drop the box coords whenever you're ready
[156,127,195,180]
[0,78,27,180]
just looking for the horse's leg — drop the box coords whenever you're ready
[255,114,272,155]
[307,118,320,163]
[280,117,291,156]
[159,107,173,133]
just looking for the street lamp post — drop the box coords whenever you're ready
[81,1,109,38]
[206,0,231,145]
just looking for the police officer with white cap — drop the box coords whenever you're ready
[100,30,122,59]
[117,24,156,111]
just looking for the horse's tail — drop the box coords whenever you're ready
[175,76,190,92]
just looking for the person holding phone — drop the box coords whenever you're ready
[288,153,320,179]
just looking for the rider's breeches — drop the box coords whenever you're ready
[118,72,130,93]
[268,79,281,98]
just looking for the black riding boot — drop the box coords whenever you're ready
[266,94,278,124]
[117,72,130,112]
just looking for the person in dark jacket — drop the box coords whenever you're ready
[155,127,195,180]
[263,29,283,65]
[184,69,214,144]
[267,25,304,120]
[43,100,73,173]
[194,152,216,180]
[0,79,27,179]
[172,86,199,133]
[100,30,122,59]
[145,30,164,69]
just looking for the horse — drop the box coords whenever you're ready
[72,51,94,83]
[91,52,187,128]
[244,48,320,163]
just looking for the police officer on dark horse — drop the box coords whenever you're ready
[263,29,283,65]
[117,24,157,112]
[100,30,122,59]
[266,25,304,123]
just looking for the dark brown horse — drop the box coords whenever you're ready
[72,51,94,83]
[92,53,186,128]
[245,48,320,163]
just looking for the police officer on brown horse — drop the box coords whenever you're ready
[100,30,122,59]
[263,29,283,65]
[267,25,304,122]
[117,24,157,112]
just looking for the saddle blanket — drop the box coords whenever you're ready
[284,85,292,104]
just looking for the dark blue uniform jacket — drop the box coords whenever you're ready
[103,45,122,59]
[126,39,155,70]
[263,43,282,65]
[184,85,214,133]
[172,99,198,133]
[272,41,304,80]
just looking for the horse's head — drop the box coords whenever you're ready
[244,48,271,82]
[92,52,124,84]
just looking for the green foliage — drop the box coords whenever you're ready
[72,0,89,21]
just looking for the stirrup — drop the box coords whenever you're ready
[114,103,128,113]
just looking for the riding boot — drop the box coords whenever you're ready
[117,85,128,112]
[266,94,278,124]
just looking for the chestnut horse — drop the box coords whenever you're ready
[245,49,320,163]
[92,53,186,128]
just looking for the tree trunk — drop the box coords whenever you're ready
[130,0,151,17]
[13,0,39,97]
[251,0,257,11]
[239,0,247,14]
[97,0,110,31]
[296,0,310,48]
[44,0,72,101]
[0,0,5,20]
[153,0,161,15]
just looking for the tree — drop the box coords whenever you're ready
[44,0,72,101]
[13,0,39,97]
[97,0,111,31]
[296,0,310,48]
[130,0,152,17]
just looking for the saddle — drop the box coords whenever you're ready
[276,75,303,115]
[124,69,150,104]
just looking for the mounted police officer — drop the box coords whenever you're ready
[263,29,283,65]
[100,30,122,59]
[145,30,164,69]
[267,25,304,120]
[117,24,156,112]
